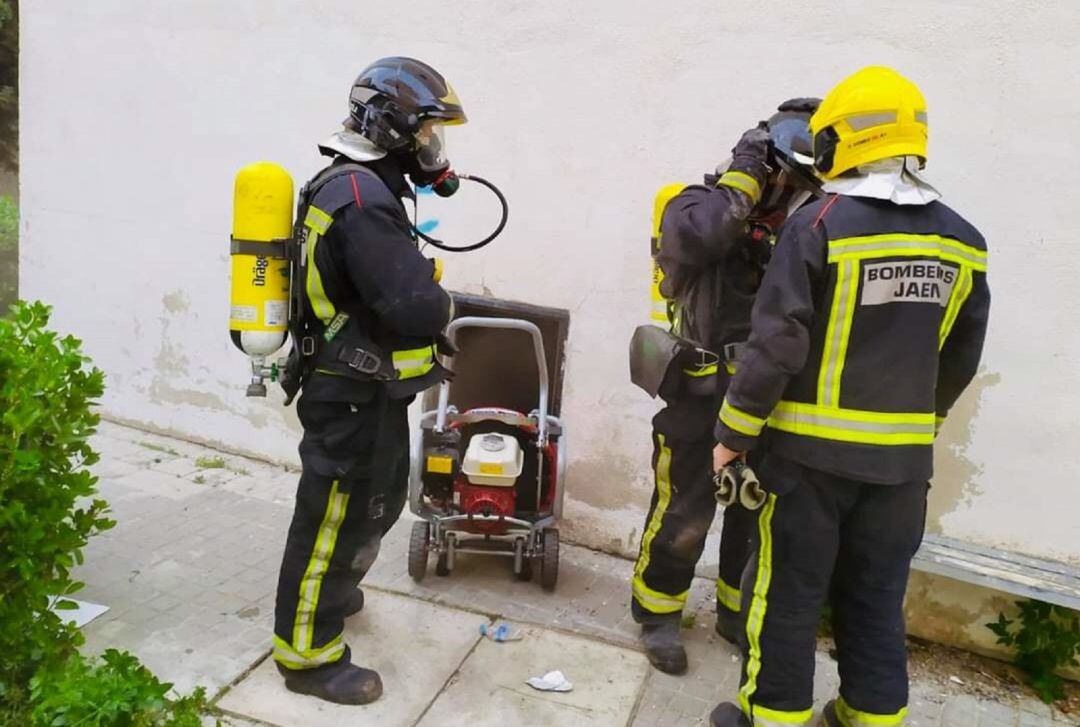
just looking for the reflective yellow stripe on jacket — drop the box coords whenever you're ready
[768,401,935,446]
[827,233,987,271]
[304,205,337,324]
[392,345,437,379]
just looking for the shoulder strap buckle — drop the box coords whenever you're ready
[343,347,382,376]
[301,336,317,357]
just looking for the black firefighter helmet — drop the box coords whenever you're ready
[756,97,823,216]
[347,57,466,158]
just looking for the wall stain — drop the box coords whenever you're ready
[928,370,1001,533]
[162,289,190,313]
[565,452,644,511]
[149,379,229,411]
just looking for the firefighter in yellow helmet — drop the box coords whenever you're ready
[709,67,990,727]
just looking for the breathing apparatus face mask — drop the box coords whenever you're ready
[405,120,460,197]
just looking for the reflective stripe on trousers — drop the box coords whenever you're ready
[716,577,741,613]
[738,494,815,726]
[631,434,689,614]
[272,479,350,668]
[833,696,908,727]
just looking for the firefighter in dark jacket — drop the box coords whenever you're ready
[632,100,823,675]
[709,67,990,727]
[272,57,466,706]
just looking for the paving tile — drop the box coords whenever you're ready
[217,591,482,726]
[418,623,649,727]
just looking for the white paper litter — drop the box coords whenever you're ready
[526,670,573,692]
[49,597,110,628]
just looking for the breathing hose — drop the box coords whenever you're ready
[413,174,509,253]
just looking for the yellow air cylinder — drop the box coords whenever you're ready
[229,162,293,359]
[650,183,687,327]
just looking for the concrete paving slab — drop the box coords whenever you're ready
[418,623,649,727]
[365,516,648,648]
[217,591,482,727]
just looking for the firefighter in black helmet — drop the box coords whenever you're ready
[271,57,465,705]
[632,100,823,675]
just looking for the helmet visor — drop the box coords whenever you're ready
[756,167,815,218]
[414,120,449,173]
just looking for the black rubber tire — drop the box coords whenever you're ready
[436,552,451,577]
[408,521,429,582]
[540,528,559,591]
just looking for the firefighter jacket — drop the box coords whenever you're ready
[714,194,990,485]
[657,159,774,358]
[297,154,453,403]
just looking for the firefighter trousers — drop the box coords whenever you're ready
[272,393,409,671]
[631,406,756,626]
[733,454,928,727]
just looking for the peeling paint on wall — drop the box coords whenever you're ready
[929,370,1001,533]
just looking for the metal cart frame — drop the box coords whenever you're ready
[407,316,568,588]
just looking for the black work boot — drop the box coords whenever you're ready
[344,588,365,617]
[714,605,742,646]
[820,699,841,727]
[277,658,383,705]
[710,702,751,727]
[640,621,688,675]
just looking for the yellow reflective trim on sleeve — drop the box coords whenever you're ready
[738,493,777,717]
[818,258,859,407]
[768,401,935,446]
[835,696,908,727]
[716,578,742,613]
[272,634,346,670]
[750,704,814,726]
[391,344,437,379]
[938,265,973,349]
[292,480,350,652]
[632,435,687,615]
[827,233,987,271]
[304,205,333,235]
[305,231,336,324]
[719,399,767,437]
[718,170,763,203]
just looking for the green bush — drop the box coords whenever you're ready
[987,600,1080,703]
[0,301,110,697]
[0,195,16,311]
[29,650,209,727]
[0,302,217,725]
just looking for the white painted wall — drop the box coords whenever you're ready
[20,1,1080,570]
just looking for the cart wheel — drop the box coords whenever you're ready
[436,552,451,577]
[540,528,559,591]
[408,521,430,582]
